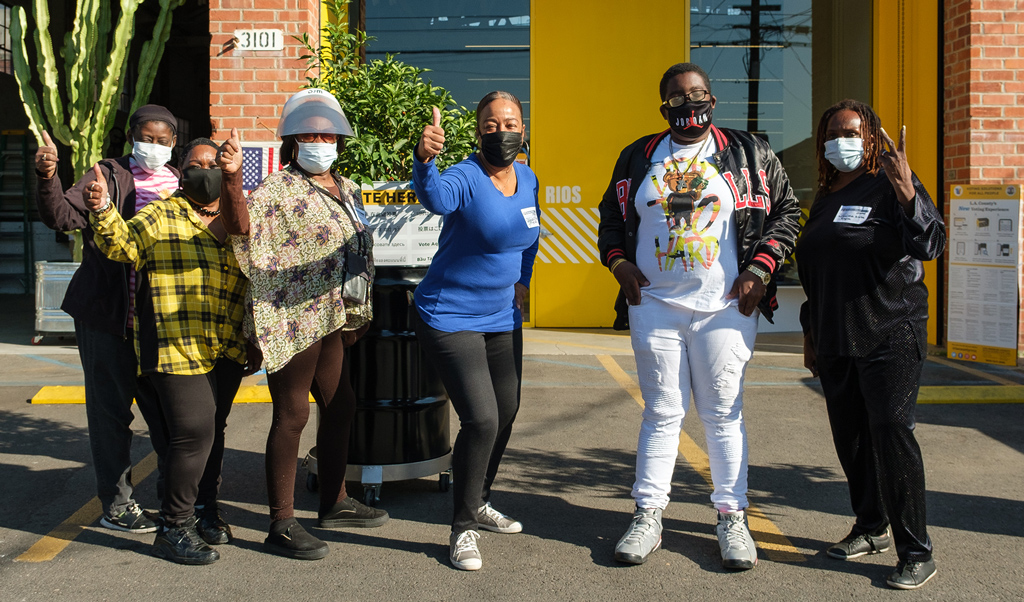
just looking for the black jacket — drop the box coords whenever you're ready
[597,126,803,325]
[35,156,180,337]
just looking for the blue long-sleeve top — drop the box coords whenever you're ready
[412,153,540,332]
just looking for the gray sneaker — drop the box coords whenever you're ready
[614,507,662,564]
[477,503,522,534]
[717,511,757,570]
[449,530,482,571]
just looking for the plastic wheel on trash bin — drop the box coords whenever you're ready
[306,472,318,492]
[439,472,451,492]
[363,487,378,507]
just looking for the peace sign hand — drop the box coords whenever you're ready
[879,126,916,207]
[415,107,445,163]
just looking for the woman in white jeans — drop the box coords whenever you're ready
[597,62,802,570]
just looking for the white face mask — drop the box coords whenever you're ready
[131,141,174,173]
[296,142,338,175]
[824,137,864,172]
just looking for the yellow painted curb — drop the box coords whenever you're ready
[917,385,1024,404]
[30,385,313,404]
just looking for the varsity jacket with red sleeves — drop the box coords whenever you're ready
[597,125,802,324]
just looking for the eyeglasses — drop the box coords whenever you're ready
[295,133,339,143]
[662,90,710,108]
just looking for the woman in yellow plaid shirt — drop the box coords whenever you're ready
[86,138,261,565]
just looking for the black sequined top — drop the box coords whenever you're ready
[796,170,946,357]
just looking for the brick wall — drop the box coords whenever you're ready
[209,0,321,142]
[943,0,1024,355]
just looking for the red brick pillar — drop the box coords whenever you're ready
[943,0,1024,356]
[209,0,321,142]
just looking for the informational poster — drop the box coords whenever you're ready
[947,184,1022,366]
[360,182,442,267]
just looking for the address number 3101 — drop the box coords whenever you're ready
[233,29,284,51]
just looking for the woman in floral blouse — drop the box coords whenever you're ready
[218,89,386,561]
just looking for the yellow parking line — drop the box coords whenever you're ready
[596,354,806,563]
[16,451,159,563]
[30,385,314,404]
[927,356,1019,386]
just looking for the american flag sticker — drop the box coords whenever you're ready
[242,145,283,193]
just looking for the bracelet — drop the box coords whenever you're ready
[90,195,112,215]
[609,258,627,274]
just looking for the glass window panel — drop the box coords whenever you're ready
[364,0,531,135]
[690,0,871,285]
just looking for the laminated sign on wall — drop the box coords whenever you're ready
[947,184,1022,366]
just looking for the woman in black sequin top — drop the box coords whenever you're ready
[796,99,946,590]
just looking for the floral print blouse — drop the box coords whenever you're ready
[232,166,373,373]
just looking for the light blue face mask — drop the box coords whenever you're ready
[296,142,338,175]
[824,137,864,172]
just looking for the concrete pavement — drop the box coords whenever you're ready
[1,295,1022,601]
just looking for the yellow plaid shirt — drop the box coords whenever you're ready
[90,192,248,375]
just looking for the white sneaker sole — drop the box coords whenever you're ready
[100,517,158,534]
[451,557,482,571]
[478,521,522,534]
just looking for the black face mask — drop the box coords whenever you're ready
[181,167,222,206]
[666,100,714,140]
[478,131,523,168]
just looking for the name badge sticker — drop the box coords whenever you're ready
[834,205,871,224]
[521,207,540,228]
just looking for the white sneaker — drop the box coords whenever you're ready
[717,511,757,570]
[449,530,482,571]
[477,503,523,534]
[614,507,663,564]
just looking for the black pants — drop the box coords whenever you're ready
[265,328,357,520]
[416,318,521,534]
[75,320,160,515]
[816,323,932,561]
[138,359,242,525]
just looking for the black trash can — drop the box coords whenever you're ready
[304,266,452,505]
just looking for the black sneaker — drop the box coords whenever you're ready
[264,518,329,560]
[100,502,159,534]
[827,527,891,560]
[195,502,233,545]
[317,497,389,528]
[153,516,220,565]
[887,557,937,590]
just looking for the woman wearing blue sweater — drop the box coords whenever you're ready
[412,91,540,571]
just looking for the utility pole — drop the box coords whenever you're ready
[735,2,780,134]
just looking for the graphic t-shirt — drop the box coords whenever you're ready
[634,136,739,311]
[127,159,179,327]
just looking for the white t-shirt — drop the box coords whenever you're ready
[634,136,739,311]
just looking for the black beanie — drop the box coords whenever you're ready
[128,104,177,134]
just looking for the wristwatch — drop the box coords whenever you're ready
[746,264,771,285]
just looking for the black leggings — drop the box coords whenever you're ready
[816,322,932,562]
[265,328,357,521]
[416,318,521,534]
[138,359,242,525]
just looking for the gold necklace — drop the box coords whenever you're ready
[491,166,515,195]
[668,135,711,174]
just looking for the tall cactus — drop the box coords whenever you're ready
[11,0,183,180]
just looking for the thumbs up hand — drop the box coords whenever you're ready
[84,164,110,212]
[415,106,446,163]
[217,127,243,174]
[35,131,58,179]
